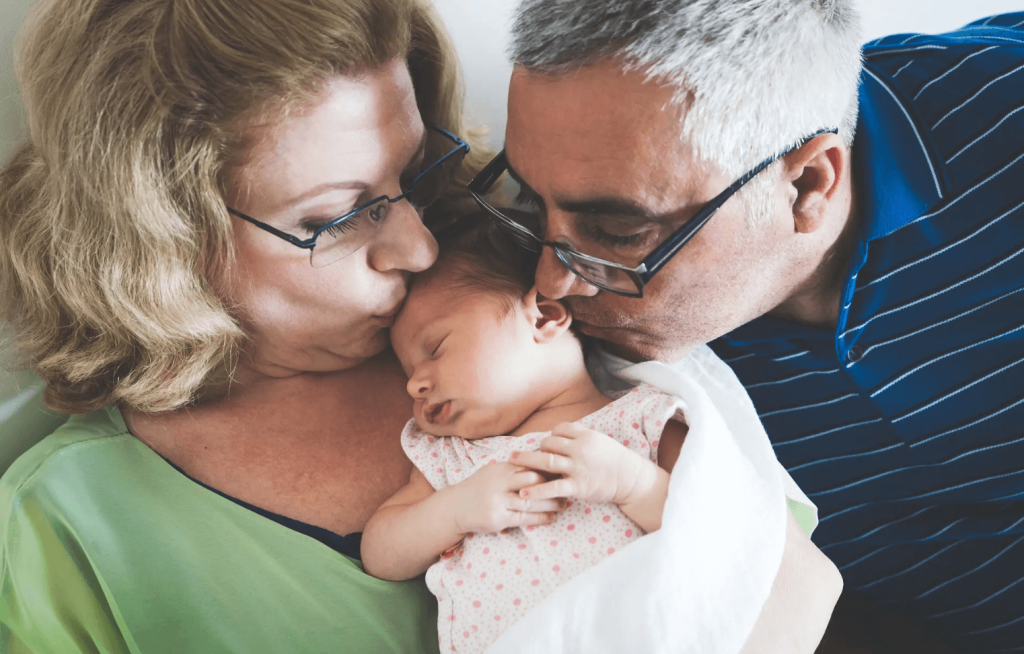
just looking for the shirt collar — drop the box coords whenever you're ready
[718,64,948,348]
[855,63,947,242]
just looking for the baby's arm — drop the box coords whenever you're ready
[510,419,688,534]
[361,463,562,581]
[361,468,457,580]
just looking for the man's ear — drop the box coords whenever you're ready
[522,286,572,344]
[782,132,846,235]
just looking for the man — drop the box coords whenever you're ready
[470,0,1024,650]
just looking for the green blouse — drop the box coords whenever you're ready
[0,408,439,653]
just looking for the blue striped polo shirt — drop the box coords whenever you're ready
[709,13,1024,652]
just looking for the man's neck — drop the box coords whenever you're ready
[767,167,862,331]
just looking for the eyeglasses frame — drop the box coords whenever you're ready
[468,127,838,298]
[227,125,469,253]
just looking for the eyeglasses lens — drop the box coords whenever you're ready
[555,249,641,297]
[487,213,542,252]
[309,198,389,268]
[408,147,468,209]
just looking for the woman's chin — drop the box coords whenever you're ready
[322,329,390,370]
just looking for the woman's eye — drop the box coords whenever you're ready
[311,216,360,237]
[367,203,389,224]
[303,217,358,237]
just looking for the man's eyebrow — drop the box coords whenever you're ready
[559,198,670,224]
[505,159,672,225]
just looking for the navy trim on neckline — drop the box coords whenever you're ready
[160,456,363,561]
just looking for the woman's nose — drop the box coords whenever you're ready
[535,247,600,300]
[407,370,432,398]
[368,200,438,274]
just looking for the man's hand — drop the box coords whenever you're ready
[449,462,565,535]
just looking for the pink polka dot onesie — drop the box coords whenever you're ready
[401,383,686,654]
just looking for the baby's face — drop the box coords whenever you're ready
[391,272,545,439]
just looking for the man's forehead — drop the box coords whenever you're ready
[506,62,705,211]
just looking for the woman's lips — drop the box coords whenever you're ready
[374,304,404,327]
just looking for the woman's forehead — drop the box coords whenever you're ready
[228,60,423,213]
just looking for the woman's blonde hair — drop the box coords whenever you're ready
[0,0,488,414]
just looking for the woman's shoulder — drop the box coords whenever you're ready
[0,406,442,653]
[0,406,146,564]
[0,406,134,501]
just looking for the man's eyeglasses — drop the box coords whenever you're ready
[228,126,469,268]
[468,128,838,298]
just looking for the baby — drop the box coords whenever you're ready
[361,214,688,653]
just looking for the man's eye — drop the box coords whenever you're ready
[582,223,649,248]
[514,188,541,211]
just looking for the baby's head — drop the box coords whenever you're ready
[391,211,585,439]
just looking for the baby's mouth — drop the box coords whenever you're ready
[424,400,452,426]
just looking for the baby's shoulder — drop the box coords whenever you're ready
[603,384,686,423]
[577,384,685,454]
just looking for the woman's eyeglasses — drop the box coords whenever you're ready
[468,128,837,298]
[228,126,469,268]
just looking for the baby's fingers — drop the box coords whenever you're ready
[506,494,565,513]
[519,478,576,501]
[509,511,559,528]
[510,450,572,475]
[538,435,573,455]
[507,469,546,491]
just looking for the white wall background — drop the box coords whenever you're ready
[2,0,1023,159]
[442,0,1024,150]
[0,0,32,162]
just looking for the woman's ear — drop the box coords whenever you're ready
[522,286,572,344]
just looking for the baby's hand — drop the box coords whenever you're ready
[510,423,648,506]
[450,462,565,535]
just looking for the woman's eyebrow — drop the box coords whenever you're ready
[282,130,428,208]
[283,180,367,208]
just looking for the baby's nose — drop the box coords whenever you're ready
[406,372,432,398]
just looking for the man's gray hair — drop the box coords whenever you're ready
[511,0,863,221]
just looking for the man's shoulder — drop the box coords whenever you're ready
[862,13,1024,186]
[864,12,1024,64]
[851,12,1024,243]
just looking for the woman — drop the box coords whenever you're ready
[0,0,838,651]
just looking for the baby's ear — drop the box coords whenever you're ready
[522,286,572,344]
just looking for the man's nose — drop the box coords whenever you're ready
[534,248,600,300]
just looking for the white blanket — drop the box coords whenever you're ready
[486,345,814,654]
